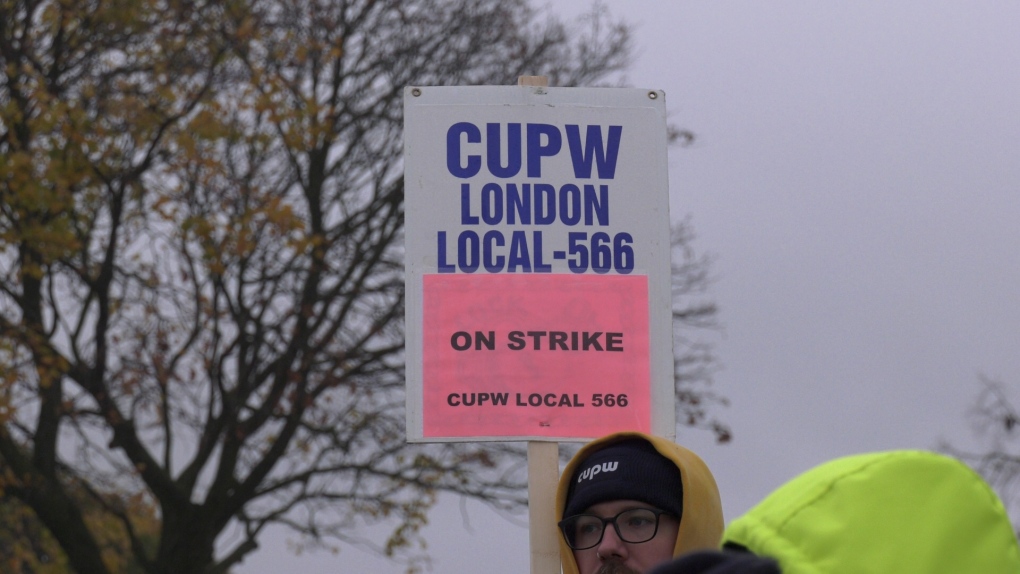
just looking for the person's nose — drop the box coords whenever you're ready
[596,522,629,562]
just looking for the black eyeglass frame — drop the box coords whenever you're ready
[557,507,677,550]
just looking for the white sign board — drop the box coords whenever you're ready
[404,85,674,442]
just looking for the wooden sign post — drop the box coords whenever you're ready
[519,75,561,574]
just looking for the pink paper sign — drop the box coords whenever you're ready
[422,273,651,438]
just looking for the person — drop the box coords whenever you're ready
[556,431,725,574]
[648,449,1020,574]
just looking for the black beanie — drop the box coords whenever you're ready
[564,439,684,520]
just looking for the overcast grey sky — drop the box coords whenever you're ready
[238,2,1020,571]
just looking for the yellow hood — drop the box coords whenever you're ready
[724,450,1020,574]
[556,431,724,574]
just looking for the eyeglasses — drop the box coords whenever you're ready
[558,508,676,550]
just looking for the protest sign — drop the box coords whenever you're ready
[404,85,673,441]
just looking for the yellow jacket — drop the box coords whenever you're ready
[724,450,1020,574]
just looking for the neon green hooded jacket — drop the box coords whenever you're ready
[722,450,1020,574]
[556,431,725,574]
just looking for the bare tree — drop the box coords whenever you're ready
[672,218,729,443]
[943,376,1020,535]
[0,0,724,572]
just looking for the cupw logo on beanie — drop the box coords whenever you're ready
[564,439,684,520]
[577,460,620,482]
